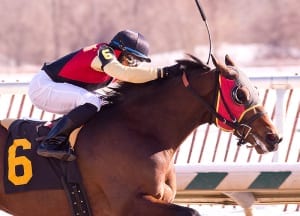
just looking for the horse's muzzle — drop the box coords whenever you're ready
[266,133,282,145]
[265,133,283,152]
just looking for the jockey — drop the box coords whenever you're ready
[28,29,182,161]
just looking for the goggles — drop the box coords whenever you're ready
[122,53,143,67]
[110,40,150,62]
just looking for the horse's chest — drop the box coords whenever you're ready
[137,156,175,199]
[144,154,171,177]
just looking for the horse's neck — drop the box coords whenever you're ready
[118,77,214,151]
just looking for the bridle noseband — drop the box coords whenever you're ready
[181,70,266,147]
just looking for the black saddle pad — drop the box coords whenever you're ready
[3,119,82,193]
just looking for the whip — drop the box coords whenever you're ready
[194,0,212,65]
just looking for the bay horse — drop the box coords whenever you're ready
[0,54,282,216]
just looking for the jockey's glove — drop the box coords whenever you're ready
[98,45,116,70]
[159,64,184,79]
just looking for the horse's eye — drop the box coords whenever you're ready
[232,86,249,105]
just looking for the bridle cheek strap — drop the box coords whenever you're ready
[235,104,267,146]
[181,71,266,147]
[237,104,263,123]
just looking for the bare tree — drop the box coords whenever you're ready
[0,0,299,66]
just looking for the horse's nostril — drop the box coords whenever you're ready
[266,133,282,145]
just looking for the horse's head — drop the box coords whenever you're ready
[211,54,282,154]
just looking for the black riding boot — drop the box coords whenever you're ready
[37,116,77,161]
[37,103,98,161]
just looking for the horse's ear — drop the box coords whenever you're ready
[225,54,235,66]
[211,54,227,73]
[212,54,237,79]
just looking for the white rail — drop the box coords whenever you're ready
[0,75,300,215]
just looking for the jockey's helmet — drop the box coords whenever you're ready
[109,30,151,63]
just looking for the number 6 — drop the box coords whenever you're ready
[101,49,114,59]
[8,138,33,185]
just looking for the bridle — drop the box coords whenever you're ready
[181,69,266,147]
[189,0,269,148]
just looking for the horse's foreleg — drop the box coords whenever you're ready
[128,195,201,216]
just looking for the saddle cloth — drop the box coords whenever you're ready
[3,119,82,193]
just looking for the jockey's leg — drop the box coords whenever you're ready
[37,103,97,161]
[127,195,201,216]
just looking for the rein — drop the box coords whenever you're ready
[182,70,237,128]
[181,70,266,146]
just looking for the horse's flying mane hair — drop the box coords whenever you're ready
[99,54,210,109]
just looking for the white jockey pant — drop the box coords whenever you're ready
[28,70,102,115]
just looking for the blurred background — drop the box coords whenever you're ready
[0,0,299,74]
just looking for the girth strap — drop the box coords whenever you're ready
[61,177,92,216]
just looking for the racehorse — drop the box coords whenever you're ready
[0,54,282,216]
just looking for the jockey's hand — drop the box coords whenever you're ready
[98,45,116,70]
[161,64,184,78]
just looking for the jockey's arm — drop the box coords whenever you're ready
[92,45,161,83]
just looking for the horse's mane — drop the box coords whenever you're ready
[176,54,210,72]
[99,54,210,110]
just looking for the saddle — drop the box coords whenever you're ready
[1,118,91,216]
[1,118,81,148]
